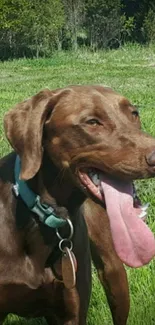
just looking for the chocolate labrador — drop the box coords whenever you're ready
[0,85,155,325]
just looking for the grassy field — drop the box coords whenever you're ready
[1,44,155,324]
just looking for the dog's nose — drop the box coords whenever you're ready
[146,150,155,166]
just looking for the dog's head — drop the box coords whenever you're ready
[4,85,155,183]
[4,85,155,268]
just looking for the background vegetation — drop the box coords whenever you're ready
[0,44,155,324]
[0,0,155,60]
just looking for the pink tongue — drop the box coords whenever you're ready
[100,176,155,267]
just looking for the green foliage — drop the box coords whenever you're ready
[84,0,122,49]
[121,15,135,43]
[21,0,65,57]
[0,0,28,30]
[62,0,85,50]
[143,9,155,43]
[121,0,155,42]
[0,1,155,66]
[0,0,65,59]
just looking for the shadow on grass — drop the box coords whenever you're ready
[4,315,47,325]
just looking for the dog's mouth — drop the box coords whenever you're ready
[79,168,155,268]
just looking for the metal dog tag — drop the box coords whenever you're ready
[62,247,77,289]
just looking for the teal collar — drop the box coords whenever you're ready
[13,156,67,228]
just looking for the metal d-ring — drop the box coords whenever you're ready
[59,239,73,252]
[56,218,74,241]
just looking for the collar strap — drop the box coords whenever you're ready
[13,156,67,228]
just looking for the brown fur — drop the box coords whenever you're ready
[0,85,155,324]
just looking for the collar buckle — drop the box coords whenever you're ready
[31,195,54,223]
[31,195,67,228]
[14,155,67,229]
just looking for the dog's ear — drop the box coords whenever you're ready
[4,89,55,180]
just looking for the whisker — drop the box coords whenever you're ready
[52,167,67,186]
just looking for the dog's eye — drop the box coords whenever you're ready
[86,119,100,126]
[132,110,139,117]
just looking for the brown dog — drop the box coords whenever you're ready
[1,85,155,325]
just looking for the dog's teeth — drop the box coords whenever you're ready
[88,171,100,186]
[88,172,95,178]
[141,203,149,211]
[91,174,100,186]
[138,211,147,219]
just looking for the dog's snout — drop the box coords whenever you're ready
[146,150,155,167]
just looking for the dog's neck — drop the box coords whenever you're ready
[28,152,83,209]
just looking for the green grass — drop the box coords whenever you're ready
[1,43,155,324]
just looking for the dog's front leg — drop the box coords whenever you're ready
[90,240,129,325]
[83,198,129,325]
